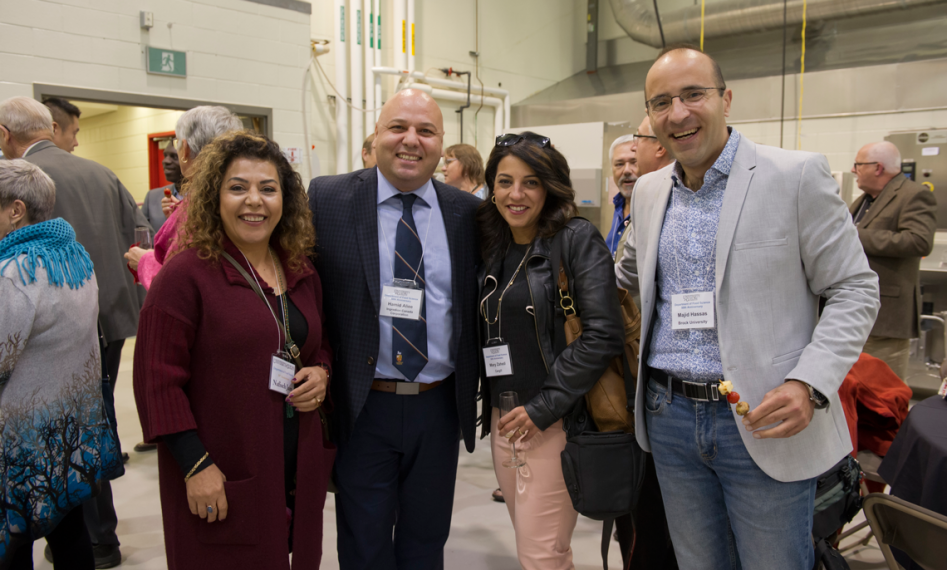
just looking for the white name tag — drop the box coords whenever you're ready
[671,291,715,330]
[380,284,424,320]
[482,342,513,377]
[269,354,296,395]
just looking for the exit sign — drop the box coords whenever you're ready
[146,47,186,77]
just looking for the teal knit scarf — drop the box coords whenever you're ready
[0,218,94,288]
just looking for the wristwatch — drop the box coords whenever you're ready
[801,382,829,410]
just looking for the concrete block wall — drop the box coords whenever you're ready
[73,106,183,202]
[0,0,311,165]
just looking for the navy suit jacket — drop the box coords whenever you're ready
[308,168,482,452]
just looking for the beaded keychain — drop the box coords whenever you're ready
[718,380,750,416]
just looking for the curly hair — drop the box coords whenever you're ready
[477,132,578,264]
[175,130,315,273]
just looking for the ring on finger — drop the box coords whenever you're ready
[207,506,214,514]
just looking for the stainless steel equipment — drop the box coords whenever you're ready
[885,130,947,228]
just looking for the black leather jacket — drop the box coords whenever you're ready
[478,218,624,438]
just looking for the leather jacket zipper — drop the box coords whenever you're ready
[524,256,550,374]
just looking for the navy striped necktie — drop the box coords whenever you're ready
[392,193,428,381]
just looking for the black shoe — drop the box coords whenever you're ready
[93,544,122,568]
[491,488,505,503]
[121,452,129,464]
[133,442,157,452]
[44,544,53,563]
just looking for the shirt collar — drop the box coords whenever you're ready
[612,191,627,208]
[671,127,741,188]
[23,140,48,157]
[376,167,434,207]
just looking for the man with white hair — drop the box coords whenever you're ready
[851,141,936,379]
[1,96,148,568]
[605,134,638,257]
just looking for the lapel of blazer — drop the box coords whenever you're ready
[858,174,904,228]
[353,169,381,310]
[433,180,465,353]
[715,137,756,294]
[641,169,674,310]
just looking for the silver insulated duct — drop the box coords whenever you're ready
[608,0,947,48]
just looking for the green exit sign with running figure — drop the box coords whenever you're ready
[146,47,187,78]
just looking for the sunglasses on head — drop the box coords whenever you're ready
[495,133,551,148]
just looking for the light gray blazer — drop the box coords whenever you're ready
[141,184,174,233]
[617,136,880,482]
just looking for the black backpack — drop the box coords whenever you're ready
[812,455,863,570]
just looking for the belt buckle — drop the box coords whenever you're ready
[395,382,420,396]
[682,381,718,402]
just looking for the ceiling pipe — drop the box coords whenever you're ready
[372,67,511,130]
[402,83,505,142]
[608,0,947,49]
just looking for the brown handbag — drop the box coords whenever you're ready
[556,261,641,434]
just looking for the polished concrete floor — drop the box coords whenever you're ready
[31,338,889,569]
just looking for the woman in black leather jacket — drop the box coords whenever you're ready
[477,132,623,569]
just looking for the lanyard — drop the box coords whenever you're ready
[379,195,433,286]
[238,248,298,359]
[479,244,532,341]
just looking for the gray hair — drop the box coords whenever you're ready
[0,97,54,142]
[609,135,636,163]
[175,106,243,157]
[0,159,56,223]
[865,141,902,174]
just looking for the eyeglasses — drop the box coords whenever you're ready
[853,161,878,169]
[646,87,725,115]
[443,158,457,166]
[633,134,658,141]
[495,133,551,148]
[173,138,183,151]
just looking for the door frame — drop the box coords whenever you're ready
[33,84,273,138]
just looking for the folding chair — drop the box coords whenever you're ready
[862,493,947,570]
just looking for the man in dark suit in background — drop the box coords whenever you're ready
[1,96,148,568]
[308,89,481,570]
[851,141,937,379]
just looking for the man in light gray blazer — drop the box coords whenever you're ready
[1,96,148,568]
[616,49,879,570]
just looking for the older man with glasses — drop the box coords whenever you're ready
[616,46,879,569]
[850,141,936,380]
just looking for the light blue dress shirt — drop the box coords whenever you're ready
[375,170,455,383]
[647,129,741,382]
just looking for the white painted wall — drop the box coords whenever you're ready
[0,0,311,163]
[308,0,588,175]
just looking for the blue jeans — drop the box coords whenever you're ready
[644,378,816,570]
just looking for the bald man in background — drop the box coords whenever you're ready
[851,141,936,379]
[308,89,481,569]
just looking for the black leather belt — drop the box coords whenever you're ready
[651,369,721,402]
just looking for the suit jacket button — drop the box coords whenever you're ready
[367,356,375,365]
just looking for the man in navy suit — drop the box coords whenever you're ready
[308,89,481,570]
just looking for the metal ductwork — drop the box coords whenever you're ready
[608,0,947,48]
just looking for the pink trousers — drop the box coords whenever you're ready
[491,408,578,570]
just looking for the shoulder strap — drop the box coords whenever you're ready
[549,230,568,356]
[221,251,302,370]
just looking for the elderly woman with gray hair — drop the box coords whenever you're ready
[125,105,243,288]
[0,159,123,569]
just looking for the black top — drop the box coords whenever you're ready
[163,294,309,478]
[481,242,548,408]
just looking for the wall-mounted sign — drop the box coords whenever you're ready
[146,47,186,77]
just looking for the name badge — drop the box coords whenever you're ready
[380,279,424,321]
[482,340,513,377]
[269,353,296,395]
[671,291,715,330]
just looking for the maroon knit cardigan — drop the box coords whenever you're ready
[133,238,334,569]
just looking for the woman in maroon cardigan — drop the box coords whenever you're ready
[133,131,334,569]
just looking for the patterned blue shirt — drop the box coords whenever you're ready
[647,129,741,382]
